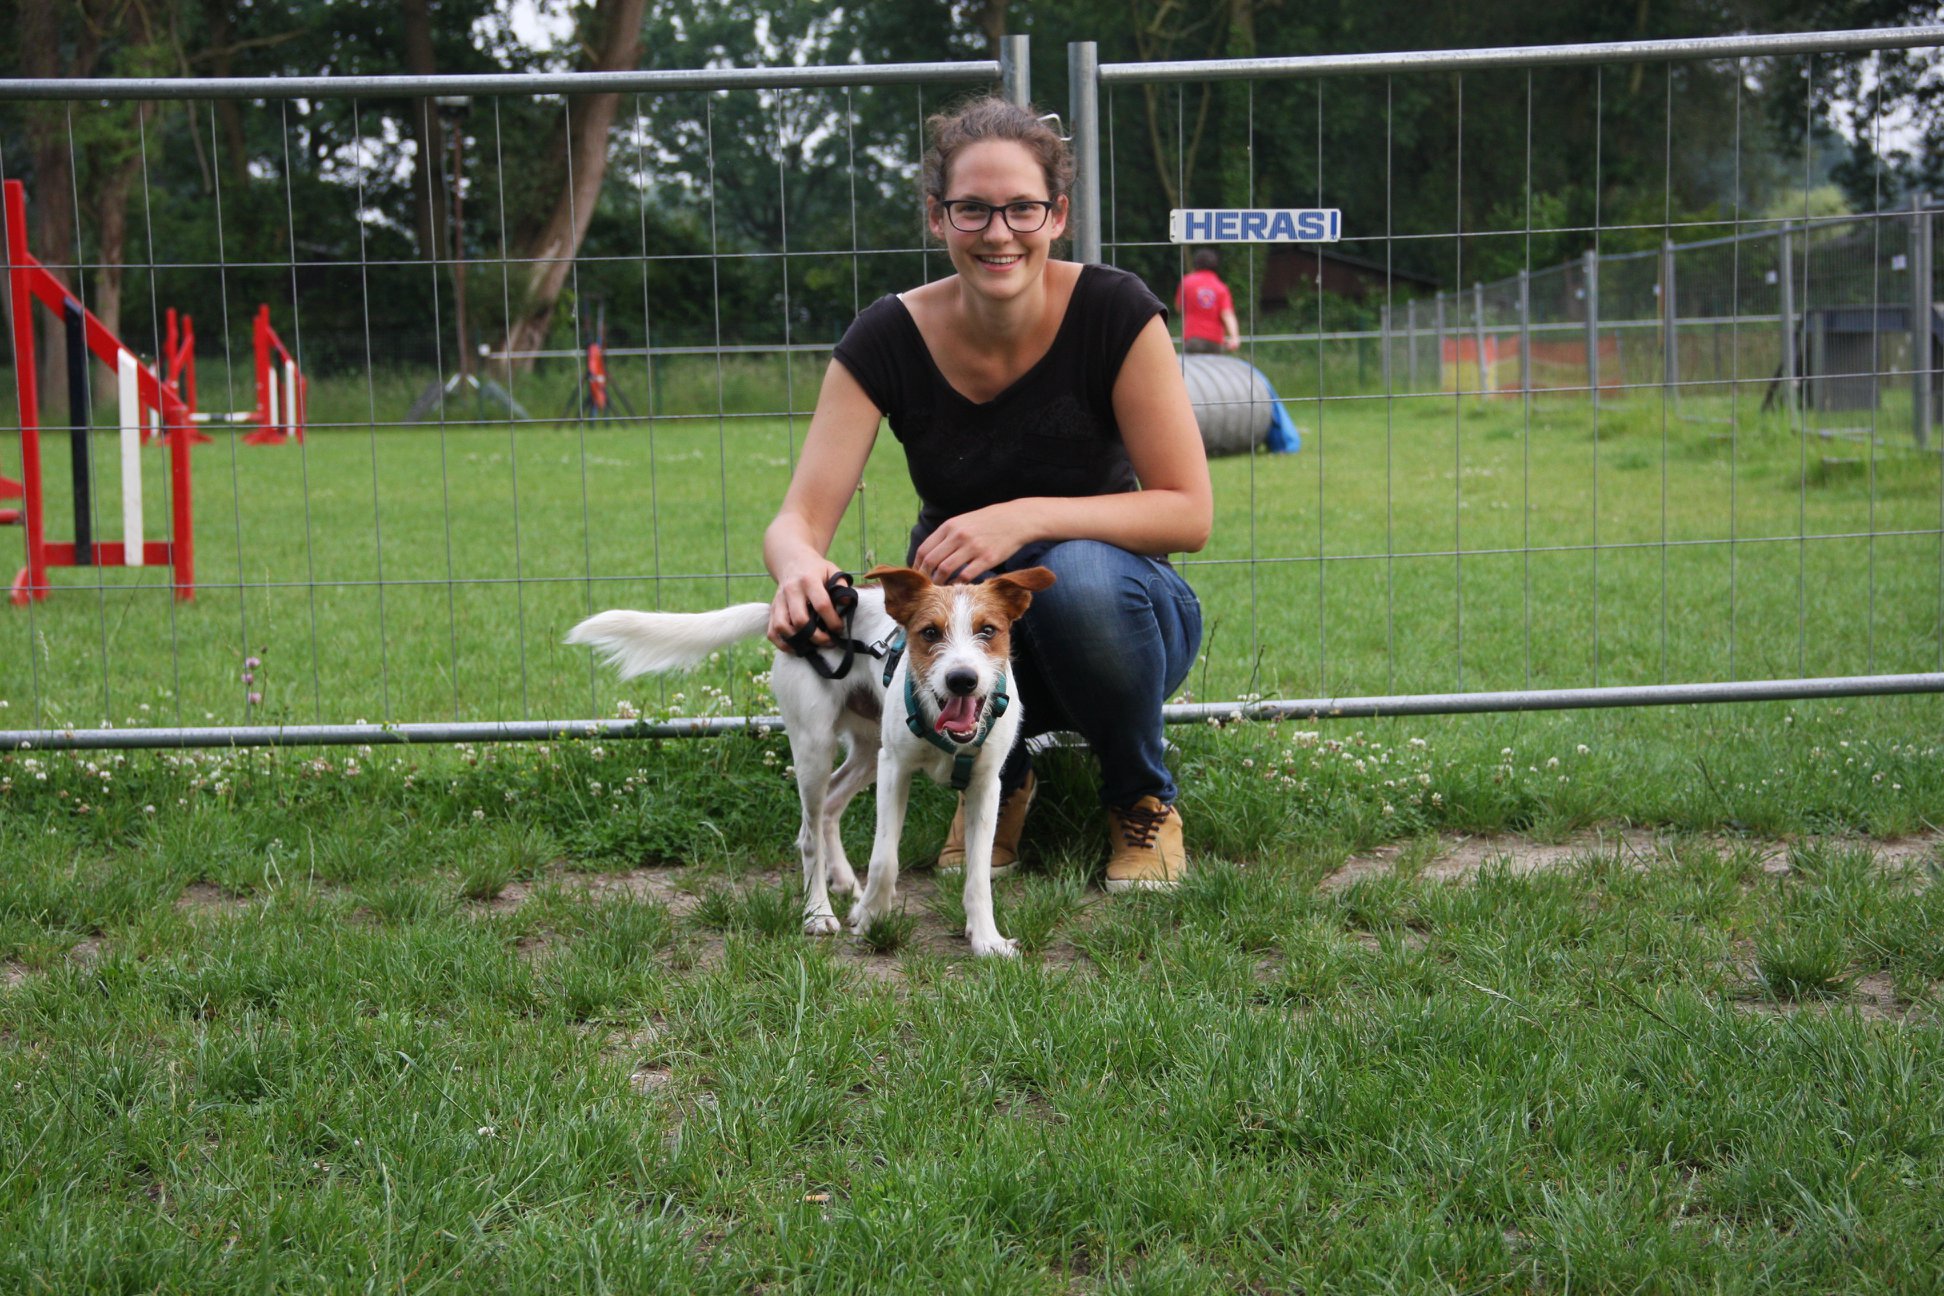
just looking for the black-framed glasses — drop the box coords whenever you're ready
[939,199,1058,234]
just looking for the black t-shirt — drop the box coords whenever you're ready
[831,263,1167,552]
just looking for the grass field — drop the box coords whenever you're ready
[3,361,1941,730]
[4,361,1944,1290]
[2,716,1942,1291]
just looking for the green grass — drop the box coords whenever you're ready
[1,731,1941,1292]
[4,359,1944,1290]
[3,362,1940,731]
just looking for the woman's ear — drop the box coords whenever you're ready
[1048,194,1070,239]
[925,196,946,240]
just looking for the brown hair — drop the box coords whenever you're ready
[1192,249,1220,272]
[922,96,1074,203]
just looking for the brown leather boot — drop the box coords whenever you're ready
[936,771,1036,875]
[1104,796,1186,893]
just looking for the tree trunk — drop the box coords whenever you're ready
[89,104,155,411]
[499,0,646,365]
[201,0,249,182]
[19,2,75,425]
[980,0,1009,58]
[401,0,448,265]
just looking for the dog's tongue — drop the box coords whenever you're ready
[936,695,980,735]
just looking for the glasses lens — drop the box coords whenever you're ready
[1003,202,1049,233]
[948,202,993,232]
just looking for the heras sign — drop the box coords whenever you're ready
[1169,208,1341,243]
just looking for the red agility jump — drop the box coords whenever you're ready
[3,179,195,604]
[162,303,307,445]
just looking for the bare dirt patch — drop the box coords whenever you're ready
[1732,970,1927,1023]
[175,881,255,913]
[1326,828,1944,890]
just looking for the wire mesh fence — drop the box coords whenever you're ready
[1,28,1942,750]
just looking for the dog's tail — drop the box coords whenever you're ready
[566,604,772,679]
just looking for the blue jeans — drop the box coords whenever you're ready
[997,540,1202,808]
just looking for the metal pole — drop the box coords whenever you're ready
[1778,224,1797,414]
[1583,249,1600,408]
[1381,303,1393,394]
[1067,42,1102,266]
[1810,307,1827,412]
[1472,281,1489,399]
[1914,192,1933,449]
[1434,291,1447,392]
[1518,267,1532,396]
[1000,35,1031,107]
[1662,236,1679,395]
[1407,298,1418,392]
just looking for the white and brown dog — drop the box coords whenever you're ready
[566,564,1054,958]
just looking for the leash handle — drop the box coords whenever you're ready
[784,571,860,680]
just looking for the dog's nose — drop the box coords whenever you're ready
[945,668,979,696]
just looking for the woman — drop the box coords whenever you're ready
[762,96,1211,891]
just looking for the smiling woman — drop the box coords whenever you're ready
[761,95,1214,893]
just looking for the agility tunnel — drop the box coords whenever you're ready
[1180,354,1301,457]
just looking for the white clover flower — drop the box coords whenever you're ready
[144,805,156,814]
[471,809,485,821]
[1546,757,1559,769]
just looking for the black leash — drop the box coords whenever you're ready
[783,571,885,681]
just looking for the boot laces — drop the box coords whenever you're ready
[1116,801,1171,848]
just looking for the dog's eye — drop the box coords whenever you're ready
[919,626,943,643]
[976,624,997,640]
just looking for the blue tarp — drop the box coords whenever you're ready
[1260,370,1301,454]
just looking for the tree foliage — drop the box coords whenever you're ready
[1,0,1935,386]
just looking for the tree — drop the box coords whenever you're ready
[497,0,648,363]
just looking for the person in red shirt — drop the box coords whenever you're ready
[1175,249,1241,353]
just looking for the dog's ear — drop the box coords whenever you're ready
[865,565,932,623]
[982,566,1056,620]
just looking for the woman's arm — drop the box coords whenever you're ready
[762,359,882,648]
[913,316,1213,582]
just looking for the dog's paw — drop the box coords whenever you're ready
[827,861,861,896]
[847,905,883,937]
[803,912,842,937]
[969,931,1019,959]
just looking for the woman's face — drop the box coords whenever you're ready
[927,140,1069,303]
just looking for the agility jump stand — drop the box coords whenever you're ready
[3,178,195,604]
[157,309,212,446]
[158,304,307,446]
[244,304,306,444]
[562,304,637,420]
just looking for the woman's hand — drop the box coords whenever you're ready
[912,501,1039,584]
[768,562,846,652]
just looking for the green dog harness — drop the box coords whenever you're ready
[880,629,1010,790]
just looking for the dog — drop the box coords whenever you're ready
[565,564,1054,958]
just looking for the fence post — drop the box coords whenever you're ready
[1067,42,1102,266]
[1380,303,1393,395]
[1809,306,1827,412]
[1778,223,1797,415]
[1662,236,1679,395]
[1472,281,1489,400]
[1914,192,1933,449]
[1434,291,1446,392]
[1407,298,1418,392]
[1000,35,1030,107]
[1583,249,1600,409]
[1518,267,1532,396]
